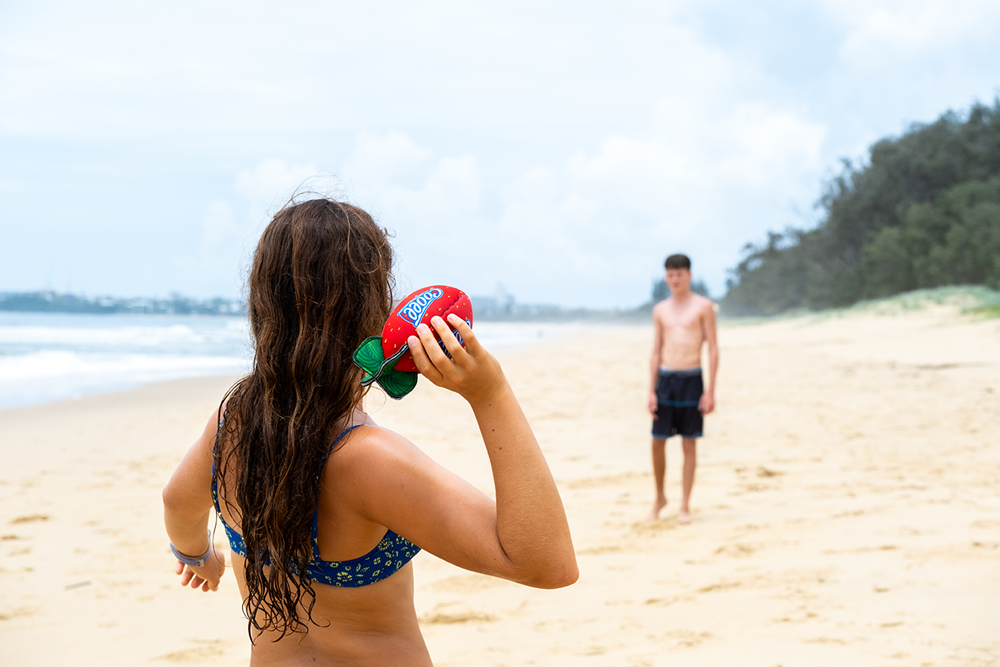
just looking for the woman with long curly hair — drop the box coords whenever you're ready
[162,198,578,665]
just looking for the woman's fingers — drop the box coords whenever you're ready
[429,316,466,360]
[407,331,445,384]
[174,551,224,593]
[446,314,480,355]
[405,315,495,400]
[416,321,452,368]
[408,318,466,388]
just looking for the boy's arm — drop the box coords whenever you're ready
[699,301,719,415]
[649,307,664,417]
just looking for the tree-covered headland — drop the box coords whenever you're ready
[722,99,1000,316]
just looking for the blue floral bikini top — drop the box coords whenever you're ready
[212,424,420,587]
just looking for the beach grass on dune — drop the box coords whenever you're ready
[721,285,1000,324]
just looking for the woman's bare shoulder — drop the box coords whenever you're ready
[331,422,427,470]
[322,421,456,521]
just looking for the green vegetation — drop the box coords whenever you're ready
[722,99,1000,316]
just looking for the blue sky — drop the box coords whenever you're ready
[1,1,998,308]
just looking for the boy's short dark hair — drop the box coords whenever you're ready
[664,254,691,270]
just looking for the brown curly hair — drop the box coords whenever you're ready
[214,198,394,640]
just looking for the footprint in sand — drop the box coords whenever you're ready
[714,543,757,558]
[152,640,234,663]
[420,611,497,625]
[431,572,512,594]
[697,581,742,594]
[644,596,682,607]
[152,646,226,663]
[577,545,623,556]
[0,606,37,621]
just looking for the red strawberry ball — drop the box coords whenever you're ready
[381,285,474,373]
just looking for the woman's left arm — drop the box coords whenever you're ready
[162,410,227,592]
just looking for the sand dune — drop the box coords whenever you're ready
[1,303,998,665]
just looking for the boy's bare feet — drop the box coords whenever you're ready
[677,509,692,524]
[646,497,667,521]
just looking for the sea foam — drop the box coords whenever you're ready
[0,314,579,410]
[0,312,251,409]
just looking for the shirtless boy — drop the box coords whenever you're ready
[647,254,718,524]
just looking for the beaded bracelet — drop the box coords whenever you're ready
[170,530,212,568]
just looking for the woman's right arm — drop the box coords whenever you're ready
[340,315,578,589]
[162,410,227,592]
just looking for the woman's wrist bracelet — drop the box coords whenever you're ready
[170,530,212,568]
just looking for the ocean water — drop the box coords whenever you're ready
[0,312,580,410]
[0,312,252,410]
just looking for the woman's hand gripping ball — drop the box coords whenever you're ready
[407,314,505,406]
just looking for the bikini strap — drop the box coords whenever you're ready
[328,423,363,455]
[211,415,225,513]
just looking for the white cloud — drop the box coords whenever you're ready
[473,98,827,306]
[3,1,998,304]
[716,103,826,189]
[338,133,484,293]
[341,132,433,187]
[234,159,319,222]
[187,101,825,307]
[387,157,481,222]
[200,200,238,253]
[332,94,826,309]
[825,0,1000,66]
[168,160,317,296]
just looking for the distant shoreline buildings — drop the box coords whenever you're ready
[0,291,246,316]
[0,290,651,321]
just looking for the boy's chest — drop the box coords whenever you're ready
[660,305,702,334]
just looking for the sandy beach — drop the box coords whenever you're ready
[2,303,998,666]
